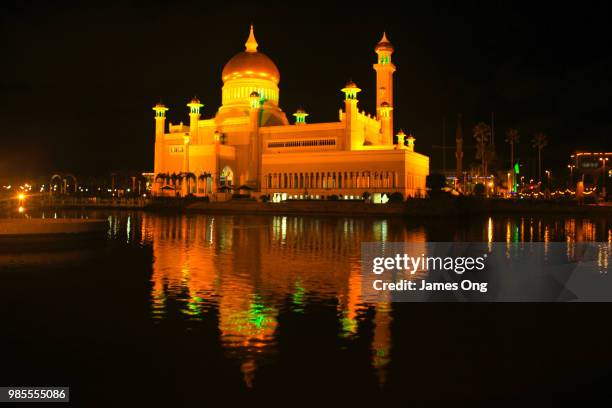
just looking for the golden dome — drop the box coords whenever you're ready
[222,25,280,84]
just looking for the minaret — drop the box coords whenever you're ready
[293,108,308,125]
[187,97,203,143]
[248,91,262,189]
[152,102,168,174]
[395,129,407,149]
[406,133,416,152]
[374,32,396,145]
[455,114,464,179]
[341,81,362,150]
[379,102,393,145]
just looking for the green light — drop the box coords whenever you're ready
[291,281,306,313]
[514,163,520,174]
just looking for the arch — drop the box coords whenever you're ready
[64,173,78,193]
[50,174,63,193]
[220,166,234,186]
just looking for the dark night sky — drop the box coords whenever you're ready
[1,0,611,180]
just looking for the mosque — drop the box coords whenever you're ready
[150,25,429,201]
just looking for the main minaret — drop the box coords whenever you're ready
[373,32,396,145]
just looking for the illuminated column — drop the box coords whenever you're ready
[211,132,223,194]
[187,97,203,144]
[293,108,309,125]
[379,102,393,145]
[341,81,362,151]
[182,135,190,196]
[152,102,168,174]
[374,33,396,142]
[248,91,262,189]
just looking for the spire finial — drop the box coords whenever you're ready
[245,24,258,52]
[375,31,394,53]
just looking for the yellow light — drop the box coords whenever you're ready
[18,206,24,213]
[18,193,25,200]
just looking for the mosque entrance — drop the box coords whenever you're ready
[220,166,234,186]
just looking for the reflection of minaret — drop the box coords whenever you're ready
[455,114,464,181]
[372,302,392,386]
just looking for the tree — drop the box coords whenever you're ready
[505,128,520,170]
[531,132,548,182]
[473,122,491,176]
[426,173,446,191]
[473,183,486,196]
[388,192,404,203]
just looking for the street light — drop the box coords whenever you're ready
[599,156,609,199]
[507,172,511,196]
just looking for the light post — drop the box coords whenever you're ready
[507,172,511,197]
[600,156,608,199]
[545,170,551,191]
[567,164,575,185]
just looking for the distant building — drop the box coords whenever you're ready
[151,26,429,200]
[570,151,611,192]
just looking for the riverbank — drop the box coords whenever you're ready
[23,196,612,217]
[170,197,612,217]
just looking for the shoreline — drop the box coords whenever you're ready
[9,197,612,218]
[179,199,612,217]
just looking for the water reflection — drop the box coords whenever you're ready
[127,213,610,388]
[139,214,428,387]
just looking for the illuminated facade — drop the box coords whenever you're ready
[152,26,429,199]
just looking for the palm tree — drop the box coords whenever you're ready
[473,122,492,176]
[505,129,520,170]
[170,173,179,187]
[531,132,548,182]
[183,172,196,195]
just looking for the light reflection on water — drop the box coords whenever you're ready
[9,211,611,392]
[108,213,610,388]
[125,214,427,387]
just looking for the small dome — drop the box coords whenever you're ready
[375,32,394,53]
[250,91,260,97]
[344,80,358,88]
[189,97,200,104]
[222,25,280,84]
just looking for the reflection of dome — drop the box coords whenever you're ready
[222,25,280,84]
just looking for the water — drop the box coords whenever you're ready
[1,212,612,405]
